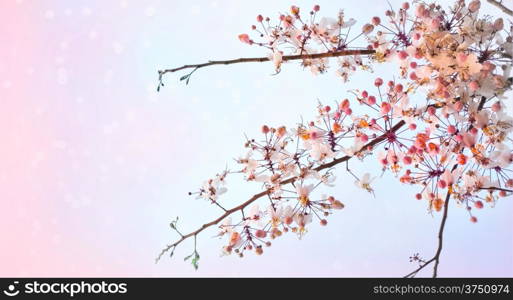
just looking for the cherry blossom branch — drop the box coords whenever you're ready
[487,0,513,16]
[157,49,375,90]
[403,91,508,278]
[155,119,405,263]
[156,1,513,273]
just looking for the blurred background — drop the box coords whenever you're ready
[0,0,511,277]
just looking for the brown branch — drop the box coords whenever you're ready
[405,164,457,278]
[158,49,375,77]
[155,120,405,263]
[404,188,452,278]
[487,0,513,16]
[404,257,436,278]
[480,187,513,193]
[432,187,452,277]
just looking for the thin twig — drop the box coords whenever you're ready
[480,187,513,193]
[404,188,452,278]
[487,0,513,16]
[432,187,452,278]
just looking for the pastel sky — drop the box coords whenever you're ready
[1,0,512,277]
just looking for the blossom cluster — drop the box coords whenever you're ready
[189,0,513,258]
[238,4,371,77]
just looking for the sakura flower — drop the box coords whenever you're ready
[268,205,293,228]
[474,110,489,128]
[456,53,482,76]
[342,140,365,156]
[489,145,513,168]
[217,217,234,237]
[271,51,283,71]
[245,205,264,227]
[293,213,313,236]
[296,184,314,207]
[440,168,460,188]
[355,173,376,194]
[310,142,335,161]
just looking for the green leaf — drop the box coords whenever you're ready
[183,254,193,262]
[191,252,200,270]
[170,217,179,230]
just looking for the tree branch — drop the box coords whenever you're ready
[480,187,513,193]
[155,119,404,263]
[404,188,452,278]
[432,187,451,277]
[157,49,375,82]
[487,0,513,16]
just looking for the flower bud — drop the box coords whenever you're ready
[468,0,480,13]
[492,102,501,112]
[381,102,391,115]
[261,125,270,134]
[474,201,483,209]
[290,5,300,15]
[469,81,479,92]
[362,24,374,34]
[367,95,376,105]
[454,101,464,111]
[398,50,408,60]
[340,98,350,110]
[493,18,504,31]
[415,4,425,18]
[238,33,251,44]
[255,229,267,238]
[438,180,447,189]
